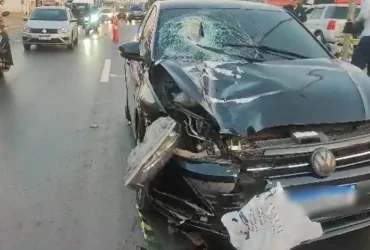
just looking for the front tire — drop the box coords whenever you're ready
[136,186,152,213]
[315,32,325,44]
[125,98,131,125]
[23,44,31,50]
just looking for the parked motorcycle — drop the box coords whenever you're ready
[0,11,11,76]
[83,14,100,35]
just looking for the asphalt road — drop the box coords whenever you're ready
[0,22,369,250]
[0,23,142,250]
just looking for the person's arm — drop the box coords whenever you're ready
[356,0,370,22]
[300,7,307,22]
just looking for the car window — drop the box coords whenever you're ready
[155,8,330,62]
[130,5,143,12]
[101,8,112,13]
[139,7,157,56]
[136,7,155,40]
[30,9,68,21]
[305,8,315,19]
[311,7,324,19]
[324,6,360,19]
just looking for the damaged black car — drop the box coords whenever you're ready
[120,0,370,249]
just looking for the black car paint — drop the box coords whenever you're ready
[121,0,370,246]
[159,58,370,136]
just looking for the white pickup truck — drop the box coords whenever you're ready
[304,4,360,44]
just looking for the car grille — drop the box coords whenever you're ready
[29,28,58,34]
[152,122,370,240]
[244,136,370,179]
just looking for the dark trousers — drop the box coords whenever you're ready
[351,36,370,76]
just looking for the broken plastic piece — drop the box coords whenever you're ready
[124,117,181,189]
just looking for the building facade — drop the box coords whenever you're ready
[4,0,23,13]
[4,0,66,15]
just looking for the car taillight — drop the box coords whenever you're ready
[327,20,336,30]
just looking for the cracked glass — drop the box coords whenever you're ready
[154,8,330,62]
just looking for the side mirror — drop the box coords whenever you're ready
[118,41,143,61]
[71,18,77,22]
[326,43,342,57]
[1,11,10,17]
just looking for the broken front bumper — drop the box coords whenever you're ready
[126,117,370,247]
[151,158,370,244]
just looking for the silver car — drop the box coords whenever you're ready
[305,4,360,44]
[22,6,79,50]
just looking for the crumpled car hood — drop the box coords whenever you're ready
[159,58,370,136]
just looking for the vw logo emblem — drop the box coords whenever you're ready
[310,147,336,177]
[42,29,47,34]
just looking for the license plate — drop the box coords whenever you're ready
[287,185,356,215]
[38,36,51,40]
[288,184,356,202]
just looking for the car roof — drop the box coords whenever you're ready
[155,0,283,11]
[307,3,359,7]
[36,6,68,10]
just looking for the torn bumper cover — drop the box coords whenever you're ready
[124,117,370,248]
[125,117,181,189]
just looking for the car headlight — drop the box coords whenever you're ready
[124,117,181,189]
[90,15,99,22]
[23,26,30,32]
[58,27,69,33]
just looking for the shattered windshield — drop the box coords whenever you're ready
[155,8,330,62]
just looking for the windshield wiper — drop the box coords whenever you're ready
[223,43,309,59]
[195,43,264,63]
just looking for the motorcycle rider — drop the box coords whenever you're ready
[0,0,13,70]
[71,4,79,18]
[82,4,91,30]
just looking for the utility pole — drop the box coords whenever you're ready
[341,0,358,61]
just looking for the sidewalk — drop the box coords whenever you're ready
[5,13,26,30]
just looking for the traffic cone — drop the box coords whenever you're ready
[113,28,119,43]
[112,16,120,44]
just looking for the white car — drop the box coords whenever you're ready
[22,6,79,50]
[305,4,360,44]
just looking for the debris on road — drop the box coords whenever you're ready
[89,124,99,129]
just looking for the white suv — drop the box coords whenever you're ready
[305,4,360,44]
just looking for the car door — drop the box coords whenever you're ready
[127,7,158,132]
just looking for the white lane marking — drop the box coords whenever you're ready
[100,59,111,83]
[111,74,125,77]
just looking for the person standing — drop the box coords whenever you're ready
[351,0,370,76]
[283,0,307,23]
[0,0,5,26]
